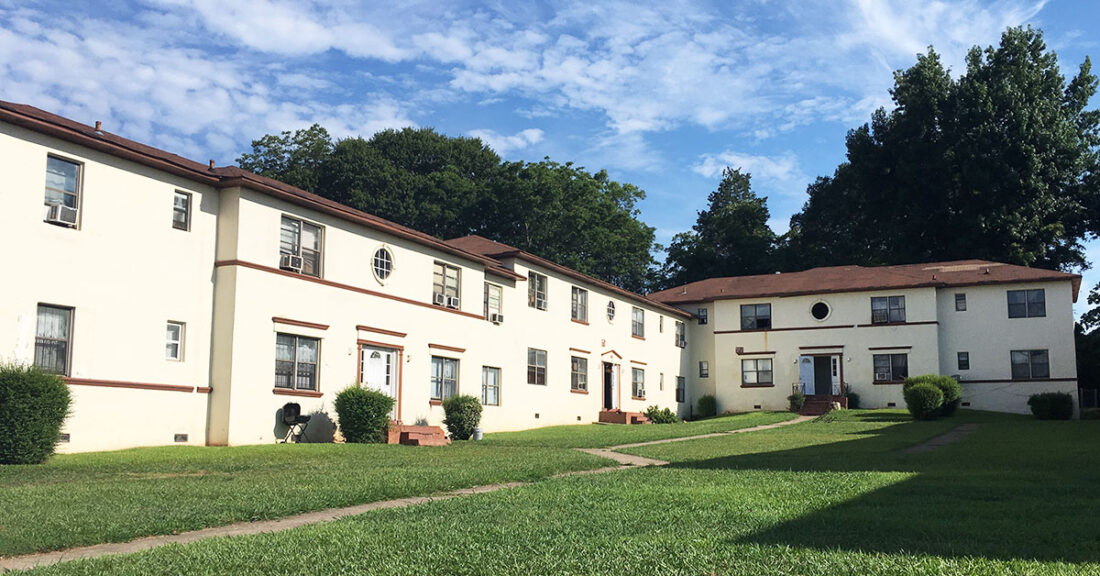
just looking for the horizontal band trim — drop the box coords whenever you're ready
[272,317,329,331]
[356,325,407,338]
[428,343,465,353]
[64,378,195,393]
[272,388,323,398]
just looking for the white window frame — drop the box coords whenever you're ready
[172,191,191,231]
[481,366,500,406]
[571,356,588,391]
[632,307,645,338]
[484,282,503,320]
[275,333,320,391]
[529,272,548,310]
[571,287,588,322]
[741,358,773,386]
[279,215,324,277]
[166,321,185,361]
[44,155,82,222]
[372,247,393,281]
[35,304,73,376]
[432,356,459,401]
[699,361,709,378]
[433,262,461,305]
[527,348,547,385]
[632,367,645,398]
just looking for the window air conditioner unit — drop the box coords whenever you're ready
[489,313,504,323]
[433,293,447,306]
[678,336,686,347]
[45,203,79,227]
[447,296,461,309]
[280,253,303,273]
[875,372,891,381]
[536,298,547,310]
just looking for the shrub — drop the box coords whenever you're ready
[442,394,483,440]
[1027,392,1074,420]
[644,405,679,424]
[903,383,944,420]
[334,386,394,443]
[1081,408,1100,420]
[904,374,962,417]
[0,364,71,464]
[844,389,861,410]
[696,394,717,418]
[788,391,806,412]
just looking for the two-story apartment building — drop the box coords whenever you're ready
[649,263,1080,415]
[0,100,690,453]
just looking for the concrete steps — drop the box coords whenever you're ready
[598,409,651,425]
[385,423,451,446]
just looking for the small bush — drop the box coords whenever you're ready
[1028,392,1074,420]
[443,395,483,440]
[334,386,394,443]
[788,391,806,412]
[0,364,71,464]
[644,405,679,424]
[904,374,962,417]
[844,390,861,409]
[696,394,717,418]
[1080,408,1100,420]
[904,383,944,420]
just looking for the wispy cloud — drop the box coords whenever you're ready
[467,128,544,156]
[692,150,809,200]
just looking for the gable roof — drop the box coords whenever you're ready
[447,235,693,318]
[0,100,524,282]
[649,260,1082,304]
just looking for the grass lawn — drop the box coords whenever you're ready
[21,410,1100,575]
[481,410,796,448]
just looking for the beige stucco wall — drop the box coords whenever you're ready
[0,123,216,453]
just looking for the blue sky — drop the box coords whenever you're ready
[2,0,1099,310]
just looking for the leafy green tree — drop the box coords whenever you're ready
[237,124,333,192]
[786,26,1099,272]
[657,167,776,288]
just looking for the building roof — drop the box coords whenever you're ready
[648,260,1082,304]
[446,235,693,318]
[0,100,524,282]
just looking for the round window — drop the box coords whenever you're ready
[811,301,830,320]
[372,248,393,280]
[607,301,616,321]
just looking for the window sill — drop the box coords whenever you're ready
[632,335,646,341]
[740,383,775,388]
[631,396,646,401]
[429,399,443,406]
[873,380,905,386]
[570,388,588,394]
[571,318,589,325]
[273,388,322,398]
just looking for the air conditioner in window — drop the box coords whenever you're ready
[280,253,303,273]
[875,372,891,381]
[433,293,447,306]
[677,336,687,348]
[45,203,79,227]
[489,313,504,323]
[536,298,548,310]
[447,296,461,309]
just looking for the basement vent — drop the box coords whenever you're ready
[887,402,897,408]
[753,405,762,410]
[577,416,582,421]
[534,413,540,419]
[59,433,70,443]
[961,402,971,407]
[174,434,189,443]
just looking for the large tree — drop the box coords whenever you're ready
[657,167,777,289]
[785,26,1100,272]
[237,124,334,193]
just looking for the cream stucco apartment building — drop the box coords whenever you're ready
[0,100,1082,453]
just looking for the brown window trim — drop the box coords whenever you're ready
[429,343,466,353]
[630,360,647,365]
[799,345,843,350]
[571,318,589,326]
[868,345,912,351]
[273,388,322,398]
[64,377,194,393]
[856,321,938,328]
[736,348,776,356]
[272,317,330,331]
[196,387,213,394]
[570,388,589,395]
[569,347,591,354]
[356,325,407,338]
[961,378,1076,384]
[872,380,906,386]
[429,399,443,406]
[740,383,775,388]
[631,395,646,401]
[631,334,646,341]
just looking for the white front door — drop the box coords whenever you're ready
[798,356,814,395]
[360,345,398,418]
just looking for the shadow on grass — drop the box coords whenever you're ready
[670,413,1100,564]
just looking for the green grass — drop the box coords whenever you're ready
[0,441,607,557]
[482,410,796,448]
[21,410,1100,575]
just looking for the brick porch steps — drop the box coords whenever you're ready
[385,423,451,446]
[799,395,848,416]
[598,409,650,425]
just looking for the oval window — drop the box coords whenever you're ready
[372,248,393,280]
[811,301,830,320]
[607,301,616,321]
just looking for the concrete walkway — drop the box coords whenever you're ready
[902,423,980,454]
[0,415,810,573]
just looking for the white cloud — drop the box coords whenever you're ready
[692,150,808,198]
[467,128,544,156]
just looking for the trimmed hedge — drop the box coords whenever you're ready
[696,394,717,419]
[1028,392,1074,420]
[0,364,71,464]
[334,386,394,443]
[903,374,962,417]
[644,405,680,424]
[903,383,943,420]
[788,391,806,412]
[443,395,483,440]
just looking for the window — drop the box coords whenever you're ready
[955,293,967,312]
[659,372,664,391]
[484,283,502,320]
[699,361,709,378]
[1011,350,1050,380]
[279,216,323,277]
[659,316,664,333]
[742,358,773,386]
[632,367,645,398]
[481,366,500,406]
[957,351,970,371]
[571,356,588,391]
[873,353,908,382]
[607,301,616,321]
[528,272,548,310]
[45,156,81,209]
[35,305,72,375]
[1008,289,1045,318]
[275,334,319,390]
[811,302,830,320]
[674,321,686,348]
[676,376,686,403]
[172,191,191,231]
[740,304,771,330]
[632,307,645,338]
[431,356,459,400]
[697,308,708,325]
[571,287,588,322]
[433,262,461,308]
[372,248,393,281]
[527,348,547,385]
[871,296,906,324]
[166,321,185,361]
